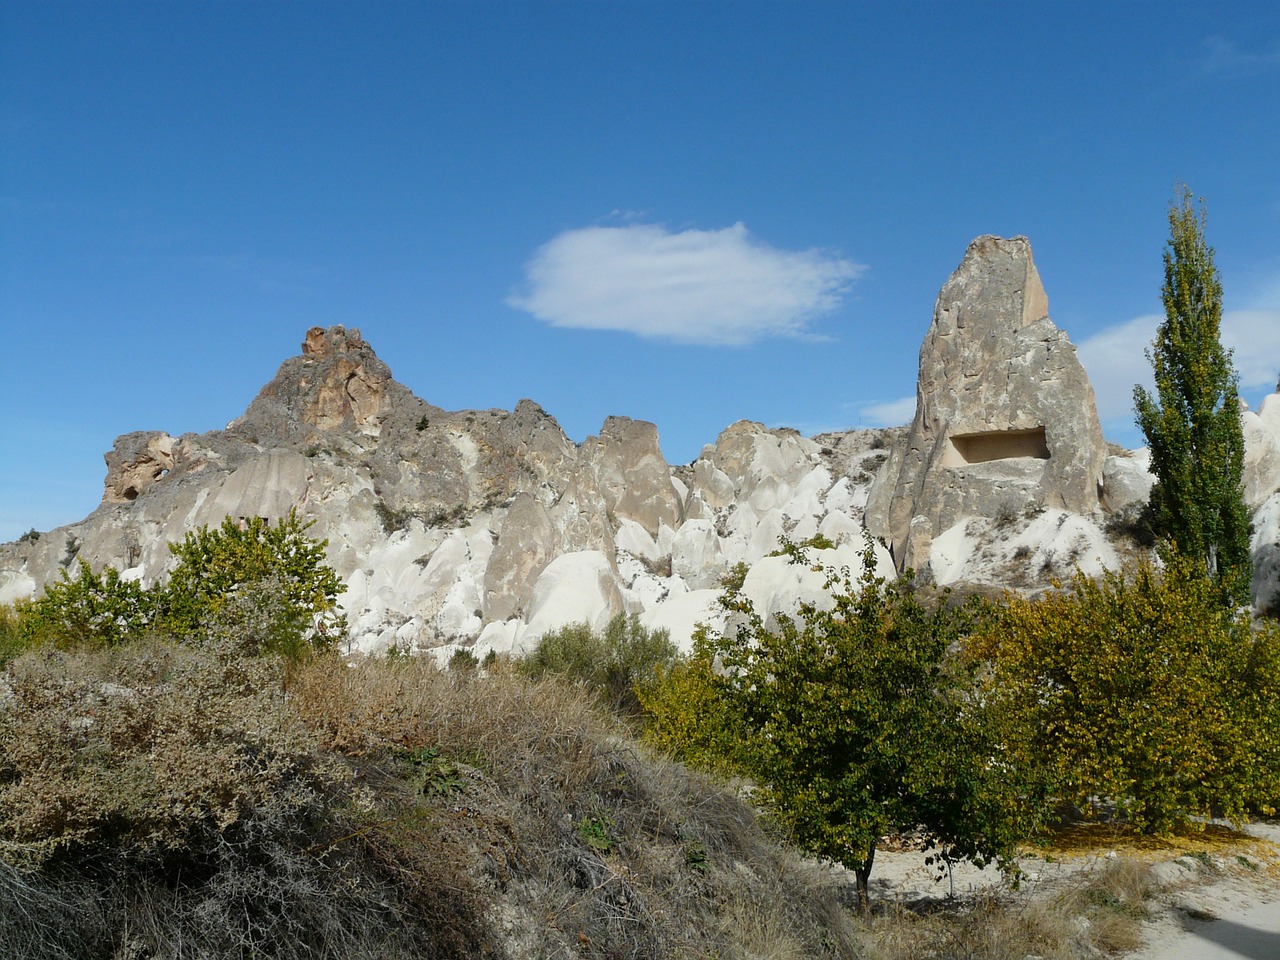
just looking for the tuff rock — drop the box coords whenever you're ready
[865,235,1108,575]
[6,241,1280,647]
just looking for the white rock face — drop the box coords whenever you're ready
[1101,448,1155,512]
[930,510,1119,590]
[1243,394,1280,512]
[521,551,624,648]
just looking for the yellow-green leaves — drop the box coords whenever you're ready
[973,556,1280,833]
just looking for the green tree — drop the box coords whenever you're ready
[162,511,346,658]
[970,556,1280,833]
[667,540,1043,911]
[1134,186,1251,605]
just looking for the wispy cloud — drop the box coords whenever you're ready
[508,222,864,346]
[858,396,917,428]
[1077,309,1280,427]
[1201,36,1280,76]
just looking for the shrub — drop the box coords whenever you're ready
[652,538,1042,911]
[0,604,31,666]
[0,642,493,959]
[0,639,335,869]
[518,612,677,718]
[970,555,1280,832]
[162,510,345,658]
[19,561,157,649]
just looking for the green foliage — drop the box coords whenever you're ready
[163,510,345,657]
[403,745,468,798]
[449,647,479,671]
[971,556,1280,833]
[576,815,617,854]
[1134,186,1251,605]
[20,561,157,649]
[0,604,31,666]
[660,538,1040,909]
[519,612,677,717]
[640,648,753,776]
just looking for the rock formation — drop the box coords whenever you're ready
[866,236,1108,574]
[6,242,1279,648]
[0,326,890,653]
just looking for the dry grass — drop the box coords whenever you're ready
[287,655,863,958]
[859,858,1157,960]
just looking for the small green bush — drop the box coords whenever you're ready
[19,561,158,649]
[518,612,676,718]
[162,511,346,657]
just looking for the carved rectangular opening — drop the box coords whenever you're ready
[943,427,1049,467]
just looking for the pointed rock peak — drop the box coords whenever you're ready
[867,235,1105,573]
[233,325,406,446]
[947,235,1049,330]
[301,324,373,358]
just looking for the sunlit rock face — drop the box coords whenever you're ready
[865,236,1107,574]
[0,327,897,653]
[8,303,1278,649]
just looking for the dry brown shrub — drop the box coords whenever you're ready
[0,639,334,867]
[859,858,1155,960]
[290,655,863,960]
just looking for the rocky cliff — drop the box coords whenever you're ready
[0,325,900,655]
[5,239,1280,653]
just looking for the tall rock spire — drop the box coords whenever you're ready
[865,236,1106,572]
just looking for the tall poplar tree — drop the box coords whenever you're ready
[1134,187,1251,605]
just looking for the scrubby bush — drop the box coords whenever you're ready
[162,511,346,657]
[18,561,157,649]
[0,641,495,959]
[0,639,332,868]
[971,555,1280,833]
[518,612,677,717]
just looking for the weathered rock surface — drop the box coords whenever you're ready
[7,243,1280,647]
[0,326,897,653]
[866,236,1107,574]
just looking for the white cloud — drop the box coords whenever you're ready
[508,222,864,346]
[858,396,917,428]
[1223,310,1280,392]
[1076,309,1280,426]
[1201,36,1280,76]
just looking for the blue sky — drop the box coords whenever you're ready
[3,1,1279,543]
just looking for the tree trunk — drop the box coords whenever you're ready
[854,840,877,914]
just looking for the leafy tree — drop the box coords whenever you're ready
[970,556,1280,833]
[162,511,346,657]
[1134,186,1251,605]
[666,540,1044,911]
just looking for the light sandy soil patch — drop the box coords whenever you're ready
[850,819,1280,958]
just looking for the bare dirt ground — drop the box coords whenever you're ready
[862,818,1280,959]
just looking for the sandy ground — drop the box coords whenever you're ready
[1126,820,1280,960]
[858,819,1280,958]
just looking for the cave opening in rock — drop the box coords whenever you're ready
[943,427,1049,467]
